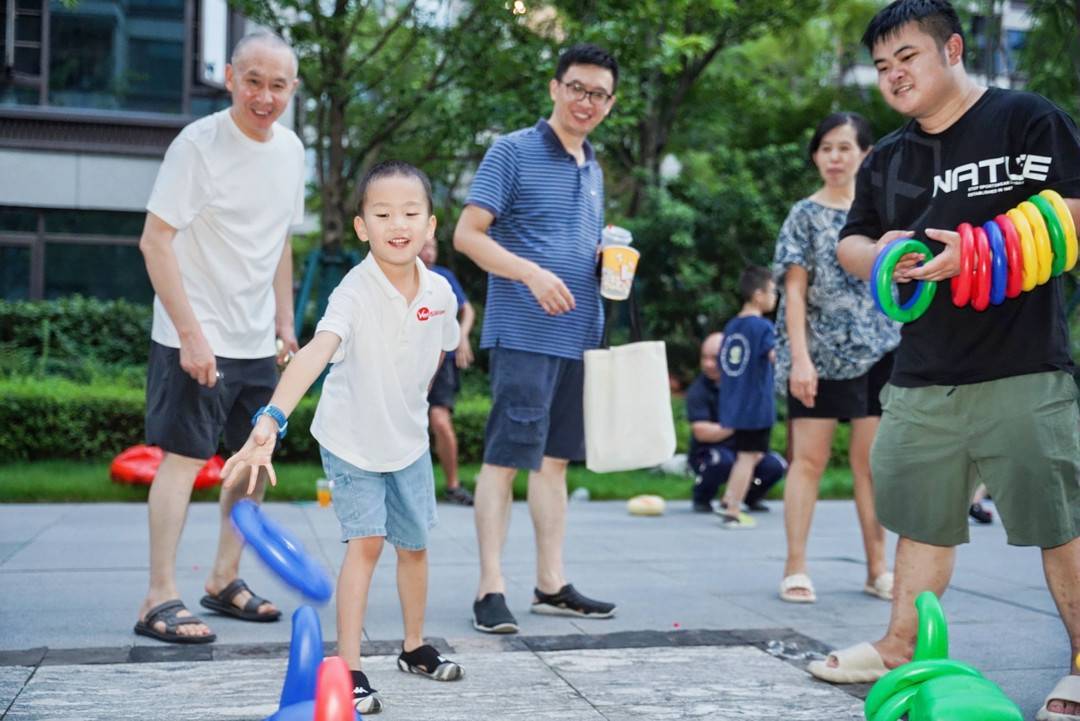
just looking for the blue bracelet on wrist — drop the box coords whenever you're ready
[252,405,288,439]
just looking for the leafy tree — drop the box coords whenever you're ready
[1017,0,1080,118]
[551,0,824,215]
[234,1,547,252]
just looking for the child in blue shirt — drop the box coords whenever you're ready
[717,266,778,529]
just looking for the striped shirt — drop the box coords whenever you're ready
[466,119,604,359]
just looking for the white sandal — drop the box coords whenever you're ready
[864,572,894,601]
[1036,674,1080,721]
[807,642,889,684]
[779,573,816,603]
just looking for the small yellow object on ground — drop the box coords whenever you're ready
[627,495,665,516]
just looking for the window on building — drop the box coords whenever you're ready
[0,246,30,299]
[0,206,152,302]
[2,0,233,114]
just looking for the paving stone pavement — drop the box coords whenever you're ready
[0,497,1070,719]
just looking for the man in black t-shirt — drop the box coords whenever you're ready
[807,3,1080,717]
[687,332,786,514]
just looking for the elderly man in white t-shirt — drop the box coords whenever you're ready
[134,31,305,644]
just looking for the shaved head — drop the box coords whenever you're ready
[700,332,724,380]
[231,31,297,77]
[701,332,723,358]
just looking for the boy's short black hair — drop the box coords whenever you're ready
[808,112,874,162]
[555,43,619,91]
[355,160,434,215]
[861,0,964,58]
[738,266,773,303]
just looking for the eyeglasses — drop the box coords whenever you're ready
[559,80,614,106]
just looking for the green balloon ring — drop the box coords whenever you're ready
[913,592,949,661]
[864,659,983,720]
[873,239,937,323]
[1029,194,1067,277]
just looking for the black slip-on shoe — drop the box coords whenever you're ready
[531,584,616,619]
[472,592,519,634]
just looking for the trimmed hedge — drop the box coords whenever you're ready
[1,377,687,465]
[0,296,152,367]
[0,376,496,464]
[0,377,871,467]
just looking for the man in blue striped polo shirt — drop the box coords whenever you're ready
[454,43,619,634]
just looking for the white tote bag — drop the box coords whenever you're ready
[584,297,676,473]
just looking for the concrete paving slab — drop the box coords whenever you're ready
[0,498,1069,720]
[0,644,871,721]
[542,646,863,720]
[0,666,34,717]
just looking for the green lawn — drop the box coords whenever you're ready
[0,460,855,503]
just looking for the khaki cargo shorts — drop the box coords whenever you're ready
[871,371,1080,548]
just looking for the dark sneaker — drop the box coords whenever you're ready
[745,498,770,513]
[531,584,616,619]
[350,670,382,715]
[692,500,713,513]
[969,502,993,524]
[397,643,464,681]
[443,485,474,506]
[472,592,519,634]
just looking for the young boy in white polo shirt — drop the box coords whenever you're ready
[221,160,464,715]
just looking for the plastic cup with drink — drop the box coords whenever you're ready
[316,478,332,507]
[600,225,639,301]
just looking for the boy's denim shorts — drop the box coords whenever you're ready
[319,446,438,550]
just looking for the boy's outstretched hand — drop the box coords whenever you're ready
[221,416,280,494]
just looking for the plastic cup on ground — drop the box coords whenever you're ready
[316,478,331,508]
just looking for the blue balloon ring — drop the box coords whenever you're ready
[231,500,333,603]
[982,220,1007,306]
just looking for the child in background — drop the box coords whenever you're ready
[717,266,778,529]
[221,160,464,715]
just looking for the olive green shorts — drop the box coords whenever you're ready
[871,371,1080,548]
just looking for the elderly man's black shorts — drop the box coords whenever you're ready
[145,341,277,459]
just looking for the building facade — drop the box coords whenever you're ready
[1,3,292,301]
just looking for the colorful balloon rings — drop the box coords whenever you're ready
[982,220,1007,306]
[951,223,975,307]
[994,214,1023,299]
[231,499,334,603]
[971,226,991,312]
[871,238,936,323]
[1018,200,1053,284]
[1028,194,1067,277]
[1039,189,1077,271]
[1006,207,1039,291]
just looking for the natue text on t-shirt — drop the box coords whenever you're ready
[932,153,1051,198]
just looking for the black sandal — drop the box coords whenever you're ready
[134,599,217,644]
[199,578,281,622]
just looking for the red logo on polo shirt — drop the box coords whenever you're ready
[416,307,446,321]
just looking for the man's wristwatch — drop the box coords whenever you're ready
[252,405,288,439]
